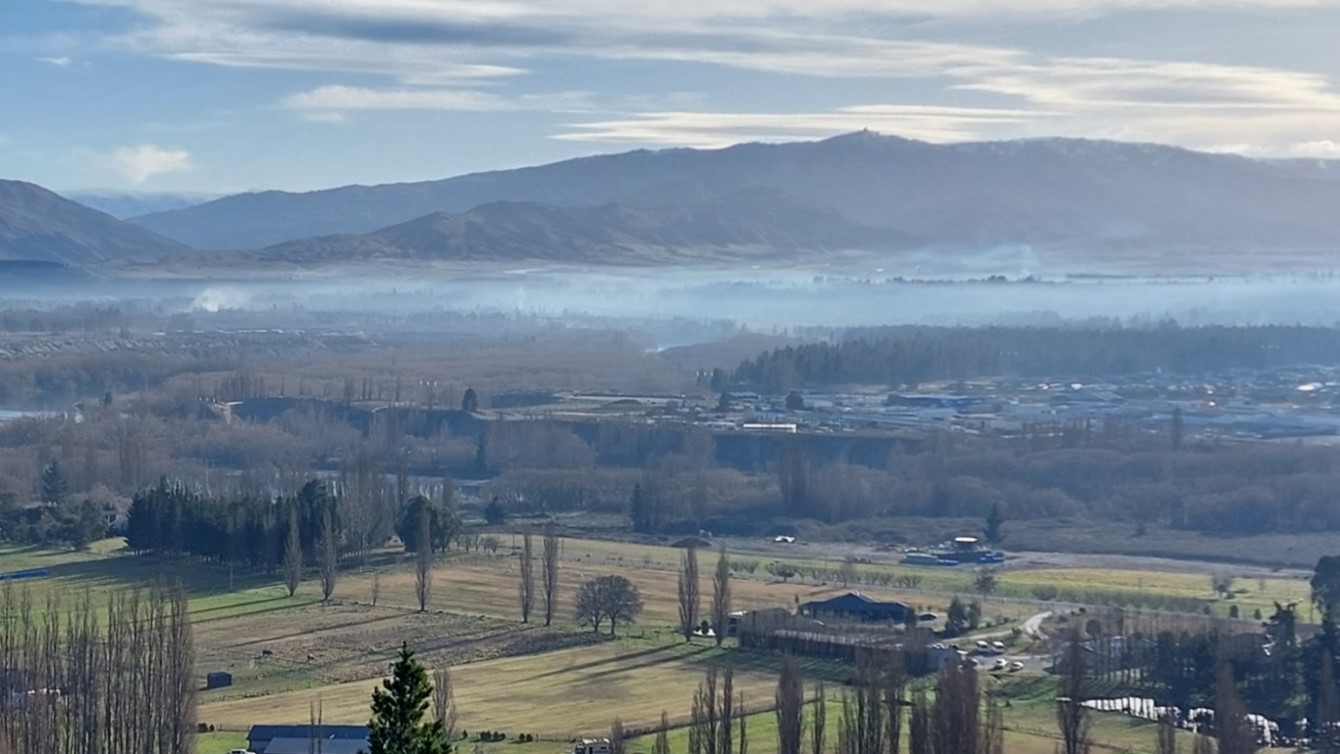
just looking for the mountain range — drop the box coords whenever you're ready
[129,132,1340,261]
[0,180,187,265]
[6,132,1340,269]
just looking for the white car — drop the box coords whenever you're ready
[992,659,1008,671]
[1009,661,1025,672]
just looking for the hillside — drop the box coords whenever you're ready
[258,189,911,264]
[0,180,190,265]
[67,190,218,219]
[133,132,1340,257]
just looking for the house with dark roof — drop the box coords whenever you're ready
[247,725,369,754]
[799,592,910,623]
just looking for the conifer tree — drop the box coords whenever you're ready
[368,643,449,754]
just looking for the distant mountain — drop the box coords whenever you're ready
[258,189,910,264]
[66,191,218,219]
[132,132,1340,258]
[0,180,190,265]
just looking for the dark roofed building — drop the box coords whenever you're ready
[799,592,910,623]
[248,725,369,754]
[263,738,368,754]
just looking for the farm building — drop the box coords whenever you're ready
[799,592,910,623]
[247,725,369,754]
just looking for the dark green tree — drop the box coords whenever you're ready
[629,484,652,533]
[1312,556,1340,618]
[367,643,449,754]
[484,498,507,526]
[40,461,68,507]
[785,391,805,411]
[398,496,460,553]
[461,388,480,413]
[983,502,1004,545]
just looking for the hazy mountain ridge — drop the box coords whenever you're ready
[258,188,911,264]
[0,180,190,265]
[66,191,219,220]
[130,132,1340,257]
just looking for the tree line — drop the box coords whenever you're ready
[0,583,195,754]
[731,324,1340,390]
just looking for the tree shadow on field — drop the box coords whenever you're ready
[526,642,717,682]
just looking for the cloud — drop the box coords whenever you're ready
[36,56,73,66]
[103,144,193,183]
[554,105,1053,147]
[281,85,511,112]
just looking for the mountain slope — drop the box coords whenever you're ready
[259,189,911,264]
[67,191,218,219]
[132,132,1340,254]
[0,181,190,265]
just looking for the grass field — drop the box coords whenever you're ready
[202,639,782,736]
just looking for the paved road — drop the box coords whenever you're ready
[1022,610,1052,638]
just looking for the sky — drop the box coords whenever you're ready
[4,0,1340,194]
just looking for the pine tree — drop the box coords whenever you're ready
[983,502,1004,545]
[40,461,68,506]
[368,643,449,754]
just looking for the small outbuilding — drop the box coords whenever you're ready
[204,671,233,690]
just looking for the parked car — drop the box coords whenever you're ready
[992,659,1008,671]
[991,641,1006,653]
[918,612,938,622]
[1009,661,1024,672]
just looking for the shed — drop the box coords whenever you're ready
[263,738,368,754]
[205,671,232,690]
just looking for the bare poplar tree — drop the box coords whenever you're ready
[712,544,732,646]
[434,667,457,745]
[542,523,560,626]
[654,712,672,754]
[692,667,722,754]
[776,655,806,754]
[882,653,906,754]
[981,697,1005,754]
[1158,710,1180,754]
[1057,630,1092,754]
[908,693,930,754]
[720,665,735,754]
[679,544,701,641]
[811,683,827,754]
[319,504,338,602]
[738,693,748,754]
[284,505,302,598]
[610,719,627,754]
[519,531,535,623]
[309,698,324,754]
[415,502,432,612]
[1214,661,1255,754]
[371,571,381,607]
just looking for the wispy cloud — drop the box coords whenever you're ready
[281,85,511,112]
[36,56,73,66]
[102,144,193,183]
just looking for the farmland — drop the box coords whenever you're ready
[0,533,1305,754]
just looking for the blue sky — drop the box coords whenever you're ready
[4,0,1340,193]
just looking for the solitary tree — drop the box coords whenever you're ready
[415,503,432,612]
[1056,630,1092,754]
[838,556,858,588]
[433,667,457,747]
[973,568,999,598]
[713,545,732,646]
[679,545,701,641]
[983,502,1004,544]
[284,505,302,598]
[40,460,68,507]
[367,643,449,754]
[461,388,479,413]
[319,505,338,602]
[542,523,560,626]
[575,575,644,635]
[519,532,535,623]
[812,683,827,754]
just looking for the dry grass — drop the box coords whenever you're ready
[201,639,775,736]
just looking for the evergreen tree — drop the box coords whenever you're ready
[630,484,652,533]
[40,461,68,506]
[983,502,1004,545]
[367,643,449,754]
